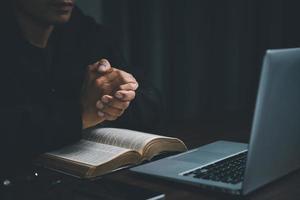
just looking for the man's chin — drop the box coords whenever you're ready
[48,14,72,25]
[52,17,70,25]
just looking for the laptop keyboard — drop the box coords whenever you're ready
[182,151,247,184]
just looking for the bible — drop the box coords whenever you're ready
[38,128,187,178]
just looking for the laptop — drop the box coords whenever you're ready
[131,48,300,195]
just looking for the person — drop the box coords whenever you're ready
[0,0,161,187]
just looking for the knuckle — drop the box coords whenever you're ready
[126,72,133,78]
[102,82,111,90]
[131,91,136,99]
[95,78,103,87]
[111,71,120,80]
[127,82,134,89]
[118,84,125,90]
[131,82,138,90]
[115,70,122,76]
[120,76,127,83]
[128,73,136,81]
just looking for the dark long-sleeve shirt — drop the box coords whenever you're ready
[0,7,161,178]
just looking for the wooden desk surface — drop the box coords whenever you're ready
[3,119,300,199]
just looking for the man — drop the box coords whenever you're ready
[0,0,160,185]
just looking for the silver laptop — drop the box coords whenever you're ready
[131,48,300,195]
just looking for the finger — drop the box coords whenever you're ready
[96,100,104,109]
[100,106,124,120]
[94,69,137,94]
[101,105,124,117]
[95,74,121,94]
[115,90,136,101]
[119,82,139,91]
[100,96,130,110]
[95,72,129,94]
[103,113,119,121]
[97,59,113,73]
[108,99,130,110]
[103,69,136,85]
[97,110,105,118]
[101,95,114,104]
[88,59,107,72]
[87,60,110,81]
[95,70,121,87]
[87,59,112,75]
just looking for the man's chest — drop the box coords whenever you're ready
[0,46,87,104]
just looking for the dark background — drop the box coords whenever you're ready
[77,0,300,131]
[3,2,300,199]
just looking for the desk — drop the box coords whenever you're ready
[3,120,300,200]
[105,121,300,200]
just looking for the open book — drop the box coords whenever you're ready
[38,128,187,178]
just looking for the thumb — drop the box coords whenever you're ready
[97,59,113,73]
[87,58,112,73]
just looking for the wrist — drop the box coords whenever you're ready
[82,112,104,130]
[82,112,93,129]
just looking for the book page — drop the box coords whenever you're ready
[83,128,169,153]
[46,140,131,166]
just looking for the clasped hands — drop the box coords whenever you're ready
[81,59,138,129]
